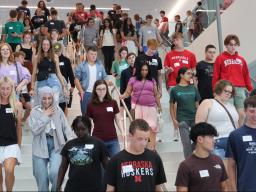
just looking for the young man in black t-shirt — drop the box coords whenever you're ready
[196,44,216,102]
[175,122,228,192]
[45,9,67,41]
[174,15,183,34]
[57,116,109,191]
[135,39,163,95]
[105,119,166,191]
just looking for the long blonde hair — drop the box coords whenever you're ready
[0,76,17,115]
[0,43,15,64]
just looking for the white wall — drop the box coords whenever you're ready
[188,0,256,65]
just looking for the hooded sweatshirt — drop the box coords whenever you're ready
[212,51,253,91]
[28,86,73,158]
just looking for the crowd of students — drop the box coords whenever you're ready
[0,0,255,192]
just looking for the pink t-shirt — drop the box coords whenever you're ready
[128,77,156,107]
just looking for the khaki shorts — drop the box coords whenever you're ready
[229,87,247,109]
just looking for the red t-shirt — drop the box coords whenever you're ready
[73,10,88,24]
[164,50,197,87]
[161,16,168,23]
[87,100,119,141]
[212,51,253,91]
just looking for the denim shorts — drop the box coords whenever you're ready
[212,137,228,160]
[36,73,61,92]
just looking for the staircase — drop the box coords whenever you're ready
[3,78,183,191]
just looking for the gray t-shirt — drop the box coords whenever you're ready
[79,26,98,48]
[139,25,159,46]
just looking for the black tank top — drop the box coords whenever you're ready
[0,104,17,146]
[38,57,56,73]
[20,44,33,60]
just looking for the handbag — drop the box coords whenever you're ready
[214,99,237,129]
[37,71,49,81]
[130,80,146,120]
[15,62,24,100]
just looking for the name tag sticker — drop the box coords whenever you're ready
[182,60,188,64]
[242,135,252,142]
[122,165,134,174]
[50,22,54,25]
[152,59,158,63]
[147,30,152,34]
[9,26,13,30]
[174,62,180,67]
[84,144,94,149]
[59,62,64,66]
[199,170,209,178]
[9,70,16,75]
[106,107,113,112]
[6,108,13,113]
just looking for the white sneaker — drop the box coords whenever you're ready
[173,129,179,142]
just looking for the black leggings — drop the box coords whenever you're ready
[102,46,115,74]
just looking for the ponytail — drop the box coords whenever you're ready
[176,76,181,84]
[176,67,189,84]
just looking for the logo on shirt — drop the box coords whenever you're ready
[120,161,154,183]
[171,55,189,61]
[224,59,242,67]
[213,164,222,169]
[68,145,94,166]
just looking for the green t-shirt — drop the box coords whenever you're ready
[170,85,200,122]
[4,21,24,44]
[111,59,129,87]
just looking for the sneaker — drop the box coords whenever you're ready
[156,136,162,142]
[173,129,179,142]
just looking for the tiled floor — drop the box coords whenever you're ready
[4,76,184,191]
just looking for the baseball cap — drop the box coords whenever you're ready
[53,42,62,53]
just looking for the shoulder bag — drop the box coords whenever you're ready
[214,99,237,129]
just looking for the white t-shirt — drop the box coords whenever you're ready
[101,29,116,46]
[87,64,97,92]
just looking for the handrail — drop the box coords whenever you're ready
[113,86,133,122]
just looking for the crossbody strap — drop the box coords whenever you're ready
[134,80,147,109]
[15,62,21,84]
[214,99,237,129]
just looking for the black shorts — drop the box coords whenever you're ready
[59,102,67,112]
[20,93,31,103]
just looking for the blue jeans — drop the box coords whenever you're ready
[36,74,62,104]
[80,92,92,115]
[212,137,228,160]
[32,137,62,192]
[179,120,194,159]
[104,139,120,157]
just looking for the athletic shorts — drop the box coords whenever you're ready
[0,144,22,165]
[229,87,246,109]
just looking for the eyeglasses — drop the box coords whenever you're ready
[96,88,107,92]
[223,89,232,94]
[228,43,238,47]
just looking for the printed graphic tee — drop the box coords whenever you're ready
[196,61,214,100]
[164,50,196,87]
[61,136,109,191]
[105,149,166,191]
